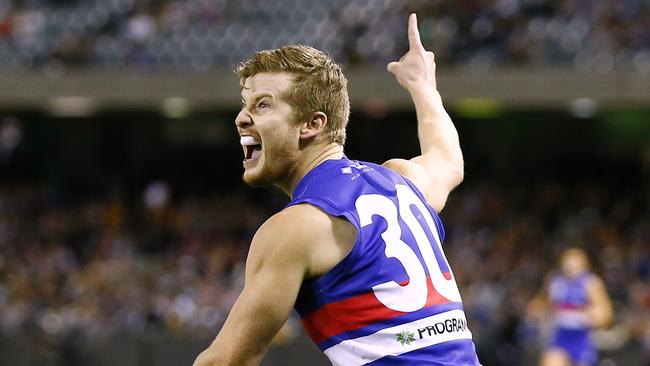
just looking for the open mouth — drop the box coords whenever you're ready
[241,136,262,163]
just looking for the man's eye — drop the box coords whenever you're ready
[257,101,270,110]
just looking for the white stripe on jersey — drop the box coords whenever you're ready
[554,308,590,329]
[323,309,473,366]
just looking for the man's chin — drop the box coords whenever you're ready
[242,170,273,187]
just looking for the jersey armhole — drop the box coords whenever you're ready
[288,196,363,293]
[401,174,447,243]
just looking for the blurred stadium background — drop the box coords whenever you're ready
[0,0,649,365]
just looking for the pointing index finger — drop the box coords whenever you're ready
[408,13,423,50]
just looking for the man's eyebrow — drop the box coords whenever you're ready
[241,92,275,106]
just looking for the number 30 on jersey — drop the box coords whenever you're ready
[356,184,462,312]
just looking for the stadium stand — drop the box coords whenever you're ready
[0,0,649,71]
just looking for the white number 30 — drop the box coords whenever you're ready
[356,184,462,312]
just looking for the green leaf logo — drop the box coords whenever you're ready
[395,330,416,346]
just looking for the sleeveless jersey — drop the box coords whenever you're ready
[548,272,593,330]
[547,272,597,365]
[288,157,480,366]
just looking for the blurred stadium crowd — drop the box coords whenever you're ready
[0,179,648,364]
[0,184,255,338]
[0,0,649,71]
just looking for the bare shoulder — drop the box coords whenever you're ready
[586,274,607,291]
[254,204,335,244]
[383,158,431,186]
[382,158,419,173]
[250,204,357,278]
[584,274,611,303]
[382,158,440,208]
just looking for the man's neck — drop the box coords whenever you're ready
[278,144,345,196]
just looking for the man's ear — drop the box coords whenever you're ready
[299,112,328,140]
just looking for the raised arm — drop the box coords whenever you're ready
[383,13,464,213]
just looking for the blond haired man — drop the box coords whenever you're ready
[194,14,481,366]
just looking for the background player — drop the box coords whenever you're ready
[194,14,480,365]
[528,248,613,366]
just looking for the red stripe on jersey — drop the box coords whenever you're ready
[301,276,452,344]
[554,303,587,310]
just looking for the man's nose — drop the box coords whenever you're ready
[235,110,252,128]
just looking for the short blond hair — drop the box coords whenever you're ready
[236,45,350,145]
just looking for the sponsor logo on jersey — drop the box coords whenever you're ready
[416,317,468,340]
[394,317,468,346]
[395,330,416,346]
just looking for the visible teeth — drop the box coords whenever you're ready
[240,136,260,146]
